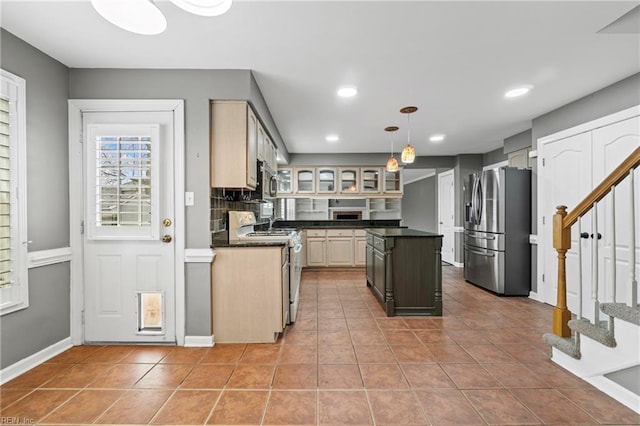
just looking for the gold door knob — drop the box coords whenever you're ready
[162,235,172,243]
[163,218,172,227]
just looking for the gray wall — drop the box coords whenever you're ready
[69,68,286,336]
[0,30,71,369]
[504,129,532,154]
[483,148,507,166]
[401,175,437,233]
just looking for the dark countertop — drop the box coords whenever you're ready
[272,220,402,229]
[366,228,443,238]
[211,240,287,248]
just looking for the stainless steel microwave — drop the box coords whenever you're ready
[261,161,278,199]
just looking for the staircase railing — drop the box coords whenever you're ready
[552,146,640,337]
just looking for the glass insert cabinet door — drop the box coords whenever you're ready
[277,168,292,194]
[361,168,381,193]
[295,168,315,193]
[340,168,359,193]
[316,168,336,193]
[384,169,402,192]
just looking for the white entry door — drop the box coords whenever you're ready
[438,169,455,265]
[83,111,176,343]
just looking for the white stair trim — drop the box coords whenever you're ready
[27,247,72,269]
[0,337,72,385]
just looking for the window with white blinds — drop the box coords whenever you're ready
[0,69,28,316]
[0,96,12,289]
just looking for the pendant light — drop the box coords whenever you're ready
[400,106,417,164]
[385,126,399,172]
[169,0,233,17]
[91,0,167,35]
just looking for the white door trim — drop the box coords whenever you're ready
[437,169,455,265]
[68,99,186,346]
[536,104,640,306]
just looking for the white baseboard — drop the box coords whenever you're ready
[443,260,463,268]
[0,337,72,385]
[585,375,640,414]
[27,247,72,269]
[184,335,214,347]
[528,291,543,302]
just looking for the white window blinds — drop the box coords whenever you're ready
[0,96,12,289]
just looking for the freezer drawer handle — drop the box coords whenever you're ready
[467,233,495,240]
[467,248,495,257]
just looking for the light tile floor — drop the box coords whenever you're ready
[1,266,639,425]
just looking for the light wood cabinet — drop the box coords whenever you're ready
[306,236,326,266]
[212,246,287,343]
[295,168,315,194]
[277,168,293,194]
[303,228,366,268]
[354,230,367,266]
[316,168,337,194]
[210,101,258,189]
[339,168,359,194]
[361,168,381,193]
[383,169,402,193]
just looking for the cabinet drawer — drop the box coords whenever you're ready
[327,229,353,238]
[354,229,366,237]
[373,236,386,251]
[306,229,326,237]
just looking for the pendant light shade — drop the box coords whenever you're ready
[91,0,167,35]
[385,126,400,172]
[400,106,418,164]
[169,0,233,16]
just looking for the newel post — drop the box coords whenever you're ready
[553,205,572,337]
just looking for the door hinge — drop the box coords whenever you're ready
[542,158,545,166]
[80,220,84,235]
[81,310,85,325]
[542,274,545,282]
[542,216,545,225]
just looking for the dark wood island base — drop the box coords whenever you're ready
[365,228,443,317]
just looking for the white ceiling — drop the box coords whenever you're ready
[1,1,638,158]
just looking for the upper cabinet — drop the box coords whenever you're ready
[361,168,381,193]
[316,168,337,194]
[383,169,403,193]
[210,101,258,189]
[339,168,359,194]
[295,168,315,194]
[276,166,402,197]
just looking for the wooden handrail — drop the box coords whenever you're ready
[552,146,640,337]
[564,146,640,228]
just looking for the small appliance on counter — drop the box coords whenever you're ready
[463,167,531,296]
[228,211,303,323]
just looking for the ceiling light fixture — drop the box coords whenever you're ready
[430,134,446,142]
[400,106,417,164]
[91,0,167,35]
[337,86,358,98]
[385,126,399,172]
[326,135,339,142]
[169,0,233,17]
[505,85,533,98]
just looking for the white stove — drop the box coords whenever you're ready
[228,211,303,324]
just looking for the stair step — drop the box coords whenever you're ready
[543,333,581,359]
[568,318,617,347]
[600,303,640,326]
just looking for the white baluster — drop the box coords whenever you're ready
[610,185,616,303]
[629,169,638,308]
[578,217,583,319]
[593,202,600,324]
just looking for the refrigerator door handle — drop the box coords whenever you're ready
[467,233,496,240]
[466,248,495,257]
[475,176,483,225]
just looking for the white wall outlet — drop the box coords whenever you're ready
[185,192,195,206]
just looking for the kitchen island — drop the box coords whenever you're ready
[365,228,443,317]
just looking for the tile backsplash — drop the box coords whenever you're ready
[210,188,261,245]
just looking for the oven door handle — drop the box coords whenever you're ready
[293,243,303,253]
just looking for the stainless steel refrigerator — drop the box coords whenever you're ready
[464,167,531,295]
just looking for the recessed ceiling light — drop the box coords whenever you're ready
[430,134,446,142]
[326,135,340,142]
[169,0,233,17]
[91,0,167,35]
[337,86,358,98]
[505,85,534,98]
